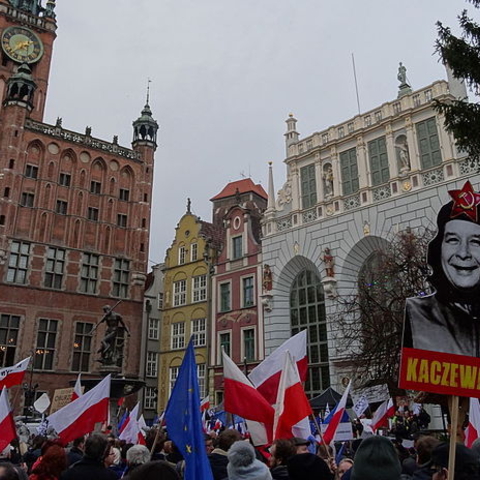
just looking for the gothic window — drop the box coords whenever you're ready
[290,269,329,397]
[56,200,68,215]
[368,137,390,186]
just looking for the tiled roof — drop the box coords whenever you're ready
[210,178,267,201]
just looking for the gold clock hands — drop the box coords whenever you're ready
[11,40,33,53]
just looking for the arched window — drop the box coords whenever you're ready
[290,269,329,397]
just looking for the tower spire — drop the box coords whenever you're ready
[146,78,151,105]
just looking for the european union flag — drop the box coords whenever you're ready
[165,339,213,480]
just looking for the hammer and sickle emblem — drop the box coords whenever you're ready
[459,191,475,210]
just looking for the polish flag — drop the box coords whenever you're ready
[71,374,83,401]
[371,398,396,432]
[466,397,480,447]
[0,387,16,452]
[248,331,307,404]
[119,402,146,445]
[273,351,312,440]
[323,381,352,445]
[47,374,111,445]
[0,357,31,389]
[223,351,275,431]
[200,395,210,412]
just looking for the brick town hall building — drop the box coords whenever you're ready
[0,0,158,411]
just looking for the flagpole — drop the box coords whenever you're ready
[311,414,334,465]
[447,395,459,480]
[149,425,162,456]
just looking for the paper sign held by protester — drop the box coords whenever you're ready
[399,181,480,397]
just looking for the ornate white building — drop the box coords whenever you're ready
[261,67,478,397]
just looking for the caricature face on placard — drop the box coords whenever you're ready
[400,181,480,398]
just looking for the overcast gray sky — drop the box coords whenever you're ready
[45,1,466,267]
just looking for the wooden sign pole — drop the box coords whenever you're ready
[447,395,459,480]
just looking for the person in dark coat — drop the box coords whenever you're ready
[269,439,296,480]
[412,435,440,480]
[66,437,85,467]
[208,429,242,480]
[60,434,117,480]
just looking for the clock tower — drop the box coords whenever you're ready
[0,0,56,121]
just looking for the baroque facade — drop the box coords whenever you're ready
[261,68,477,397]
[157,208,221,411]
[209,179,267,404]
[0,0,157,409]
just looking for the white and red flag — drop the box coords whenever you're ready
[248,330,307,405]
[71,373,83,402]
[47,374,111,445]
[371,398,396,432]
[323,381,352,445]
[0,387,16,452]
[466,397,480,447]
[222,351,275,433]
[0,357,31,389]
[273,351,312,440]
[119,402,146,445]
[200,395,210,412]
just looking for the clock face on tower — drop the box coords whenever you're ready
[1,26,44,64]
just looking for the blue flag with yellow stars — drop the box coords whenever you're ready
[165,338,214,480]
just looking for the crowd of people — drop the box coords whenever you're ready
[2,425,480,480]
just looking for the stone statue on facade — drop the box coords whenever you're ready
[322,164,334,198]
[323,248,335,277]
[93,303,130,366]
[395,136,411,174]
[262,264,273,292]
[397,62,412,97]
[397,62,407,85]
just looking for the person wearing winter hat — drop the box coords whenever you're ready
[350,436,401,480]
[430,442,480,480]
[287,452,334,480]
[227,441,272,480]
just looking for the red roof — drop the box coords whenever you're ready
[210,178,267,201]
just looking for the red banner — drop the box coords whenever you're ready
[399,348,480,398]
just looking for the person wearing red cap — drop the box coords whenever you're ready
[404,181,480,356]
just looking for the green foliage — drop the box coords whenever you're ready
[436,0,480,160]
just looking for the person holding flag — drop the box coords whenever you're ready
[164,338,213,480]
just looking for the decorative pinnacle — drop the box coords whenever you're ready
[268,161,272,166]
